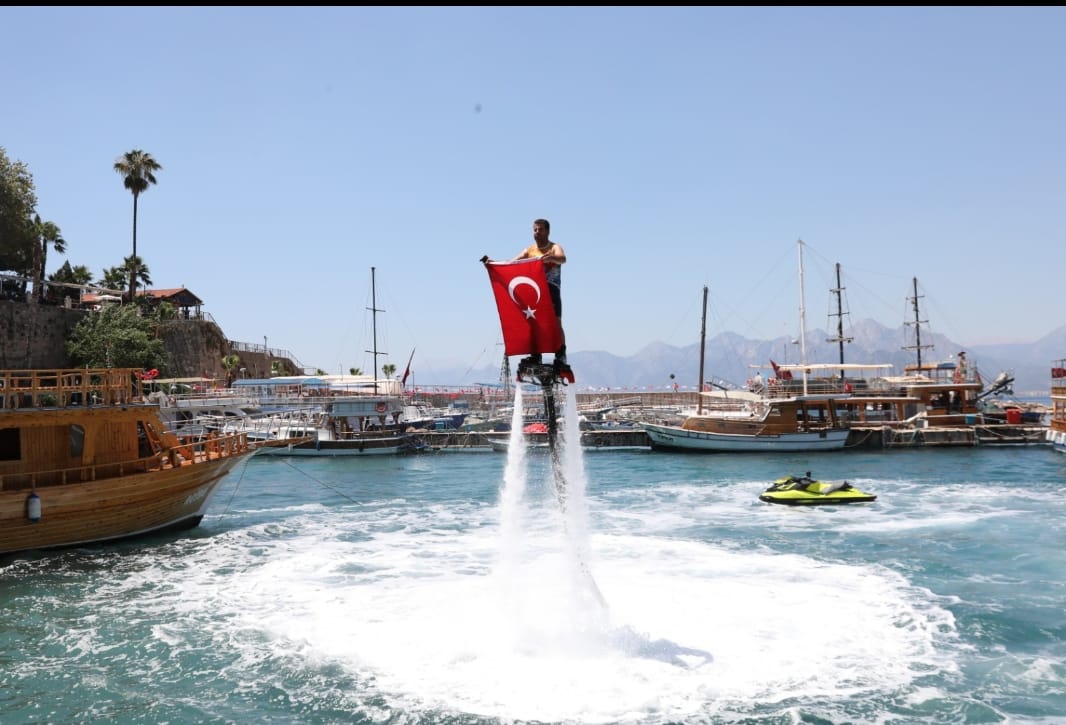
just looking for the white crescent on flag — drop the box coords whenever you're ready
[507,276,542,319]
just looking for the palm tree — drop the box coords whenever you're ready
[348,367,362,376]
[382,363,397,379]
[97,266,128,293]
[121,255,152,295]
[221,354,241,386]
[50,262,93,286]
[29,215,65,304]
[113,149,162,301]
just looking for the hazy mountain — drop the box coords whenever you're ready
[421,320,1066,396]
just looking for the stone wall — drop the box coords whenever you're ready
[0,300,82,369]
[0,302,299,381]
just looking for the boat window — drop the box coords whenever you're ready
[70,424,85,457]
[0,428,20,460]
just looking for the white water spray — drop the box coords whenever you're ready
[494,380,608,636]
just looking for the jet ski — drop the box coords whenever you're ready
[759,472,877,506]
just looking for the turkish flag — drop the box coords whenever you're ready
[484,258,563,356]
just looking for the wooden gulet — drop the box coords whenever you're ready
[0,367,257,555]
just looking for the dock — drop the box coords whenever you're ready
[846,423,1047,449]
[414,429,651,452]
[413,424,1047,452]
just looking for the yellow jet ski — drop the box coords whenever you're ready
[760,472,877,506]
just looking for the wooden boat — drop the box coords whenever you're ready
[1048,359,1066,454]
[643,251,851,453]
[641,393,851,452]
[0,367,257,555]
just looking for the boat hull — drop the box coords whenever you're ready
[0,454,247,554]
[1048,428,1066,454]
[642,422,849,452]
[254,433,409,456]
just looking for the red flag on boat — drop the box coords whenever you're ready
[401,348,415,386]
[483,258,563,356]
[769,360,793,380]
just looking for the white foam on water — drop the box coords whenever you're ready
[163,387,953,722]
[181,509,956,723]
[60,397,967,723]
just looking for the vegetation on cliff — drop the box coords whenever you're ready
[65,304,168,372]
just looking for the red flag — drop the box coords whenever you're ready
[401,348,415,386]
[769,359,793,380]
[484,258,563,356]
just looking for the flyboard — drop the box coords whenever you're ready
[482,256,606,609]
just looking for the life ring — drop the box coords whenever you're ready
[375,402,387,414]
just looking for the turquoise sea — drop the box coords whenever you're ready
[3,386,1065,724]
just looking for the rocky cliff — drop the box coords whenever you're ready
[0,301,297,380]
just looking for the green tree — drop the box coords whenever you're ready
[29,214,65,304]
[66,304,167,370]
[97,265,128,292]
[0,146,38,278]
[222,354,241,386]
[348,367,362,376]
[382,363,397,379]
[121,254,152,291]
[155,301,176,320]
[113,149,162,301]
[50,261,94,286]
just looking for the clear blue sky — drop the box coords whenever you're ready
[6,7,1064,380]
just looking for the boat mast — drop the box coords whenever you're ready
[365,266,387,395]
[902,276,932,371]
[797,239,808,395]
[499,346,512,399]
[697,285,707,415]
[825,262,853,381]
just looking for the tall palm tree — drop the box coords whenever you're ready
[113,149,162,301]
[121,254,152,293]
[29,214,65,304]
[382,363,397,379]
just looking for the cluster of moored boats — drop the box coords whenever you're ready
[2,353,1063,557]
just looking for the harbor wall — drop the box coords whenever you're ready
[0,301,300,382]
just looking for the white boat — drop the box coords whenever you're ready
[252,266,420,456]
[253,396,416,456]
[1048,359,1066,453]
[147,377,264,432]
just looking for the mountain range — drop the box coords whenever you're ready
[416,319,1066,396]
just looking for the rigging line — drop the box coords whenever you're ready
[216,452,254,517]
[273,456,369,506]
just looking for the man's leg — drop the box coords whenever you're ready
[550,284,566,364]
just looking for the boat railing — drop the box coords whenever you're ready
[0,367,144,409]
[1,430,251,492]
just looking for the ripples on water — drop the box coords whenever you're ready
[3,400,1065,724]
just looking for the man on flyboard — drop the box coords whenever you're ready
[481,218,573,385]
